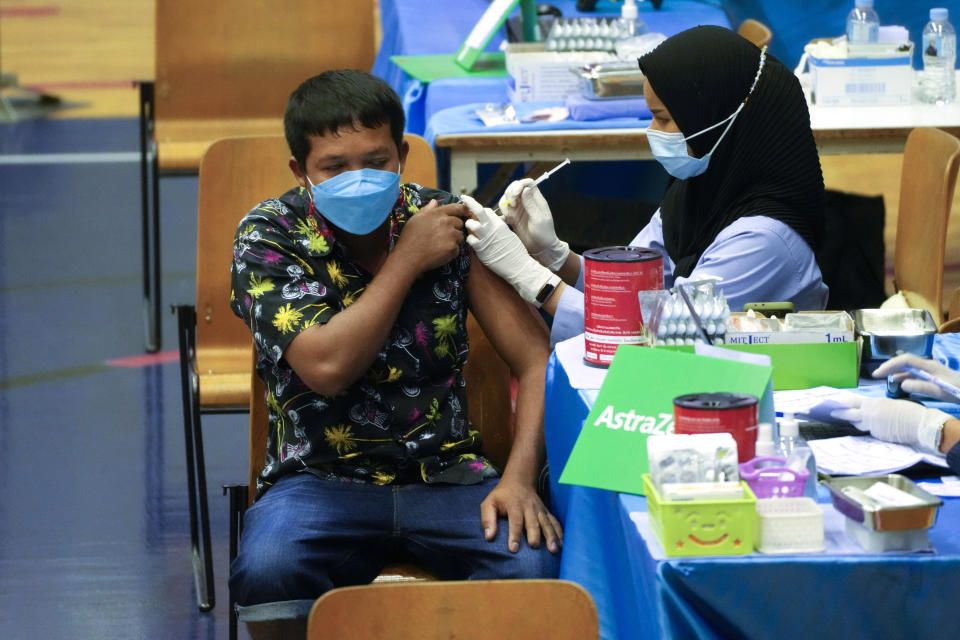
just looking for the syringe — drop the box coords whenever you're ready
[494,157,571,215]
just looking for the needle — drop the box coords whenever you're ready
[494,158,571,215]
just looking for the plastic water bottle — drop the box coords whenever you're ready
[920,8,957,104]
[776,413,818,498]
[846,0,880,45]
[619,0,639,39]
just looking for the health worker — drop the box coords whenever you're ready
[832,354,960,475]
[463,26,828,346]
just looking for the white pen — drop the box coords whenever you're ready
[494,158,571,216]
[902,364,960,400]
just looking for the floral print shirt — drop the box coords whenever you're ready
[230,183,497,496]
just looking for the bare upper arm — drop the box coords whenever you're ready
[466,257,551,374]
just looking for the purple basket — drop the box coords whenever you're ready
[738,457,808,498]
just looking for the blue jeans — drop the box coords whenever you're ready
[230,473,561,622]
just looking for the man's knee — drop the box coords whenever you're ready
[230,542,329,605]
[498,544,561,580]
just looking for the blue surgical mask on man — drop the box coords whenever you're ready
[646,102,744,180]
[308,167,401,235]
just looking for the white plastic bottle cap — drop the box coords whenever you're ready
[779,412,799,438]
[622,0,638,20]
[855,0,874,8]
[755,422,775,457]
[930,8,948,21]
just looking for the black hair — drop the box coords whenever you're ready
[284,70,406,169]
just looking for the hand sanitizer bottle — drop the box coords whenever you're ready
[755,422,776,458]
[776,412,818,498]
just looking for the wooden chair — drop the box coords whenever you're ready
[175,136,293,612]
[179,133,438,612]
[887,127,960,327]
[139,0,376,350]
[939,288,960,333]
[737,19,772,48]
[306,580,600,640]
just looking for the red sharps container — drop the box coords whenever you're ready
[673,392,760,462]
[583,246,662,366]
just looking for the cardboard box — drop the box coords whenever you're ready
[721,342,859,390]
[657,340,860,391]
[505,43,612,102]
[807,41,914,106]
[725,311,855,346]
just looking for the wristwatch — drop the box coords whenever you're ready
[535,281,556,305]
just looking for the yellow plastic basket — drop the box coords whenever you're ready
[643,474,757,557]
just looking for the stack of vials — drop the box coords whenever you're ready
[545,18,634,52]
[641,284,730,346]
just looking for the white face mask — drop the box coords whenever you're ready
[646,45,767,180]
[646,104,744,179]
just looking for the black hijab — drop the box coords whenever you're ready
[637,26,826,278]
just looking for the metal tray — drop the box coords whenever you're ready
[575,61,645,99]
[823,474,942,531]
[853,308,936,371]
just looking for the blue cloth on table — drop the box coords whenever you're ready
[373,0,730,135]
[565,93,651,121]
[544,354,637,640]
[934,332,960,369]
[424,100,650,147]
[372,0,506,134]
[618,491,960,640]
[545,334,960,640]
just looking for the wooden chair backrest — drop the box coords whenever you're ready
[938,288,960,333]
[195,136,294,375]
[894,127,960,326]
[306,580,600,640]
[196,136,292,374]
[737,19,772,48]
[154,0,375,121]
[402,133,438,188]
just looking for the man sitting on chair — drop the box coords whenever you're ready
[228,70,562,637]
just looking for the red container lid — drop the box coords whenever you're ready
[673,392,758,410]
[583,246,662,263]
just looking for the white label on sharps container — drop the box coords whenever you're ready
[593,405,674,434]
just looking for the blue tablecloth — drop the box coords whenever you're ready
[545,335,960,640]
[372,0,731,135]
[423,100,652,148]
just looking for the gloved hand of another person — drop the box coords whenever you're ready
[498,178,570,272]
[830,396,950,452]
[461,195,560,308]
[872,353,960,403]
